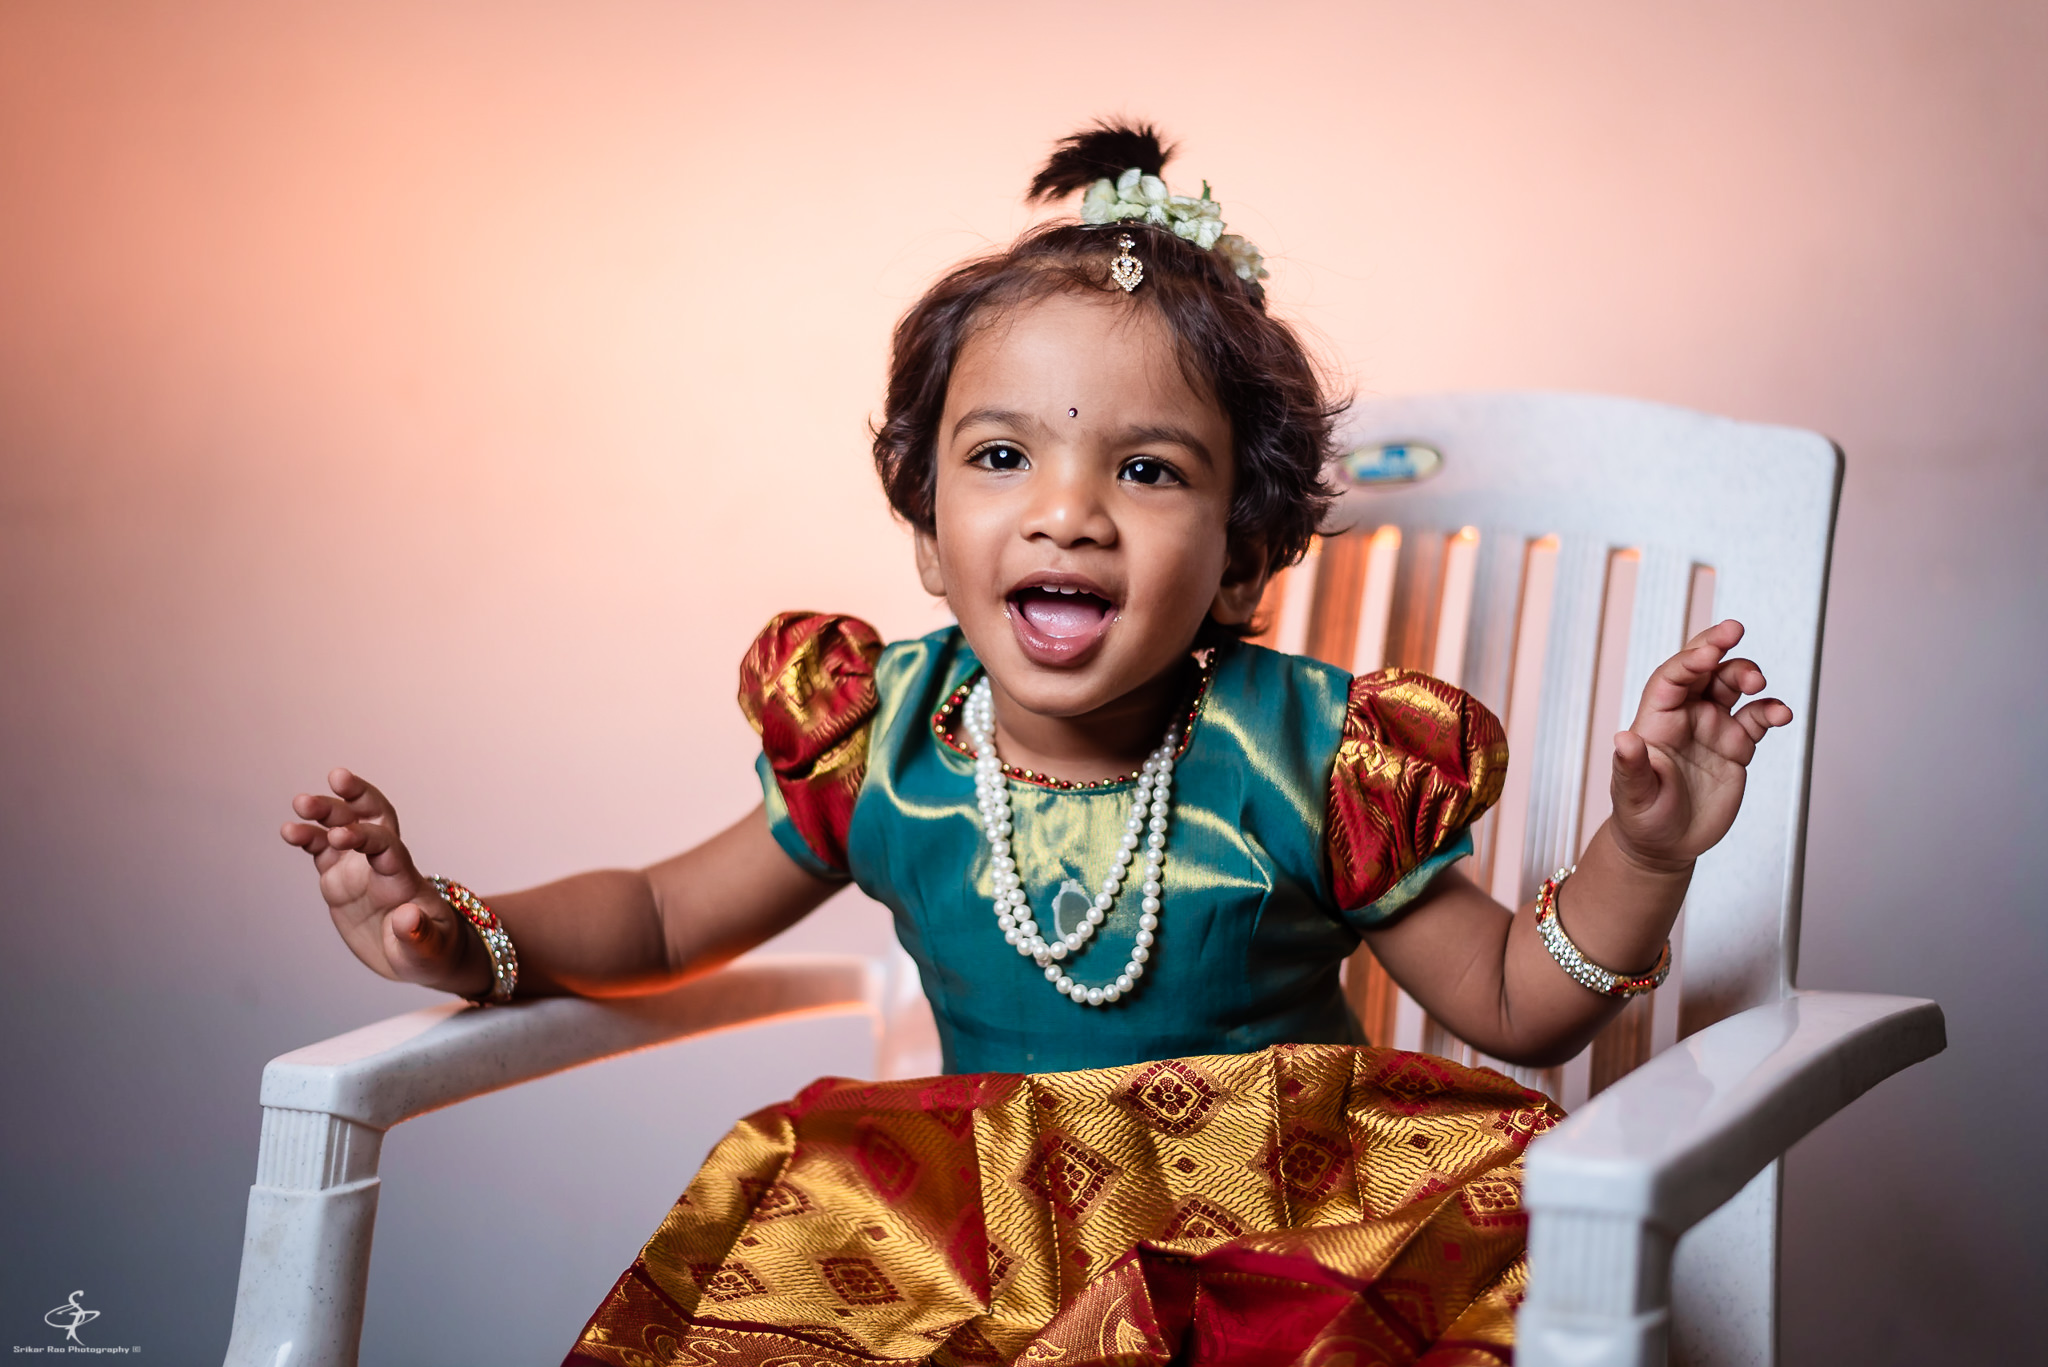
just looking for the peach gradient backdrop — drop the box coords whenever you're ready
[3,2,2044,1362]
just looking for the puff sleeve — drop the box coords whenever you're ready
[738,611,884,879]
[1327,668,1508,929]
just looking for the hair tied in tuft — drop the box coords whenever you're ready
[1028,120,1175,203]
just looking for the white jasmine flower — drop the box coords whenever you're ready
[1214,233,1269,281]
[1165,194,1222,223]
[1080,178,1119,224]
[1079,168,1270,283]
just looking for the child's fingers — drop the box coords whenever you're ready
[1686,618,1746,654]
[384,898,464,973]
[280,820,332,854]
[327,768,401,833]
[1639,622,1753,716]
[1661,621,1743,681]
[1730,697,1793,743]
[1611,730,1661,808]
[1703,658,1767,710]
[326,820,414,876]
[292,792,360,829]
[1641,644,1727,714]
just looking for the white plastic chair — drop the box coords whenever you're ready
[221,392,1942,1367]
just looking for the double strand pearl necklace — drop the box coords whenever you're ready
[965,676,1175,1007]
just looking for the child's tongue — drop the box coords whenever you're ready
[1016,590,1109,639]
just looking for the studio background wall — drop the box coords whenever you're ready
[3,2,2042,1362]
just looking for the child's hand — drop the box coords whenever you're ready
[1609,620,1794,870]
[279,768,486,994]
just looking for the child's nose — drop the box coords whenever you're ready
[1020,465,1116,547]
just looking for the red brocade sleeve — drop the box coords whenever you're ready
[1326,669,1509,917]
[738,612,884,876]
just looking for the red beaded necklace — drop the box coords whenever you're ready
[930,653,1213,790]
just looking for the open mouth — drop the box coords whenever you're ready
[1011,585,1114,639]
[1006,579,1118,664]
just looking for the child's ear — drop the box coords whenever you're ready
[913,527,949,598]
[1208,538,1269,628]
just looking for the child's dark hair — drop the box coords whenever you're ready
[872,120,1343,592]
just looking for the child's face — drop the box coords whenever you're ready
[915,290,1263,725]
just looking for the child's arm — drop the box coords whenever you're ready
[281,769,840,999]
[1361,620,1793,1067]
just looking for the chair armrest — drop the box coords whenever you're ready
[259,952,881,1131]
[225,953,880,1367]
[1515,990,1943,1367]
[1525,989,1945,1233]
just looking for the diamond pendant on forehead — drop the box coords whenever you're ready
[965,675,1175,1009]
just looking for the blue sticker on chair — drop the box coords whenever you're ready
[1338,443,1442,486]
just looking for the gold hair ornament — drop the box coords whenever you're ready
[1109,235,1144,293]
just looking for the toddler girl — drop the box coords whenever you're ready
[284,122,1790,1366]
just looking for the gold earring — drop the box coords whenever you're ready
[1109,234,1144,293]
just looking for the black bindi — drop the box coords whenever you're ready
[1067,407,1078,418]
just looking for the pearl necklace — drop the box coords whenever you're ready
[965,676,1176,1007]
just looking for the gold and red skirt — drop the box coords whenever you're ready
[565,1044,1558,1367]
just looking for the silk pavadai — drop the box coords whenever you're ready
[566,1044,1554,1367]
[583,615,1535,1365]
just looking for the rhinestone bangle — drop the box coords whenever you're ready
[429,876,518,1004]
[1534,867,1670,998]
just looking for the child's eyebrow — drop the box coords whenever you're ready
[950,406,1042,440]
[1116,424,1217,469]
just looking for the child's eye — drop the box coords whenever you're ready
[969,443,1030,472]
[1120,457,1182,486]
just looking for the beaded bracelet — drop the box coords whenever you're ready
[1534,867,1671,998]
[429,876,519,1004]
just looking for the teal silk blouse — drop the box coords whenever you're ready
[751,621,1500,1076]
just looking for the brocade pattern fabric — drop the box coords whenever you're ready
[567,1044,1551,1367]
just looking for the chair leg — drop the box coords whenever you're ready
[222,1108,384,1367]
[1518,1208,1676,1367]
[1670,1161,1780,1367]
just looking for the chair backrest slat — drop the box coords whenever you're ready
[1258,392,1839,1105]
[1521,535,1610,907]
[1446,528,1519,903]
